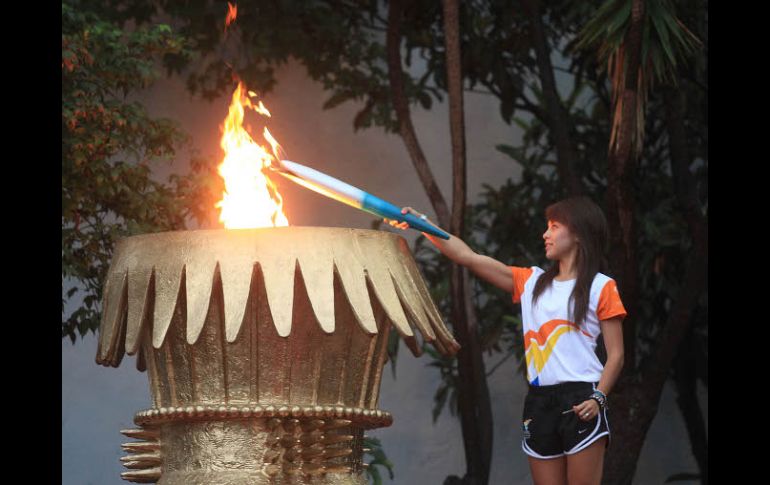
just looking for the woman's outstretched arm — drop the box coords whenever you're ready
[386,207,514,293]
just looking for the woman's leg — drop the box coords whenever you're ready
[565,436,607,485]
[528,455,568,485]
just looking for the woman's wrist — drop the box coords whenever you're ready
[589,389,607,409]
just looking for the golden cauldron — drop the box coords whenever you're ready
[96,227,460,484]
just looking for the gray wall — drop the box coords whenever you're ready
[62,61,706,484]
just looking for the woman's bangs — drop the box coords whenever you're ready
[545,202,572,227]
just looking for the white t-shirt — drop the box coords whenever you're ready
[510,266,627,386]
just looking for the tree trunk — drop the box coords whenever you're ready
[603,379,660,484]
[386,0,450,228]
[603,53,709,484]
[442,1,493,483]
[602,1,645,483]
[604,0,644,378]
[387,2,492,483]
[605,232,707,485]
[446,266,493,485]
[521,0,585,197]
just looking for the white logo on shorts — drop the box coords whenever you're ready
[578,428,588,434]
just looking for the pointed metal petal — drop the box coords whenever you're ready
[388,238,436,340]
[152,262,184,349]
[389,267,435,341]
[403,334,423,357]
[402,252,460,354]
[353,233,413,338]
[202,229,267,342]
[185,259,217,345]
[296,248,335,333]
[431,334,448,355]
[97,270,127,364]
[108,310,127,367]
[259,254,296,337]
[125,267,153,355]
[219,260,256,343]
[331,238,377,334]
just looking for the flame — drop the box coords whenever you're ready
[216,82,289,229]
[224,2,237,32]
[255,101,271,117]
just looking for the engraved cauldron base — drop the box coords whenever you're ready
[123,404,394,484]
[158,418,366,484]
[100,228,461,484]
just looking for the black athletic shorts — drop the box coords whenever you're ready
[520,381,610,459]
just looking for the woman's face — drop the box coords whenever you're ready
[543,219,578,260]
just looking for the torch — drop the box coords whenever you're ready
[268,159,450,240]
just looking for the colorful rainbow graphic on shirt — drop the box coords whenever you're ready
[525,319,593,386]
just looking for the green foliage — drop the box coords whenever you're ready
[423,344,459,423]
[571,0,703,158]
[62,1,213,342]
[364,436,395,484]
[386,326,402,379]
[108,0,551,132]
[574,0,702,85]
[99,0,396,131]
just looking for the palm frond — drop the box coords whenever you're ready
[574,0,702,157]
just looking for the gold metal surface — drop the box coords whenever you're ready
[97,227,459,483]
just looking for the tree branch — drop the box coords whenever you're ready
[386,0,450,227]
[605,0,645,374]
[443,2,493,483]
[520,0,585,196]
[443,0,466,236]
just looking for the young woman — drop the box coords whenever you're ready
[385,196,626,485]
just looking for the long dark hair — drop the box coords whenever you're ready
[532,197,609,326]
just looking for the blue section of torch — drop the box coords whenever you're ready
[361,194,450,239]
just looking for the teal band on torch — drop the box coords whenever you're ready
[362,194,450,239]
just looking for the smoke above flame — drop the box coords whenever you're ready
[216,82,289,229]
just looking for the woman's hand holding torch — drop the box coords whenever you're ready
[384,207,476,266]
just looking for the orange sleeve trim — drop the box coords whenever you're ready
[510,266,534,304]
[597,279,627,321]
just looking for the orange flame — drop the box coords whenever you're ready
[224,2,237,32]
[216,82,288,229]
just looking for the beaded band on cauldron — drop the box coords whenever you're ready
[134,404,393,428]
